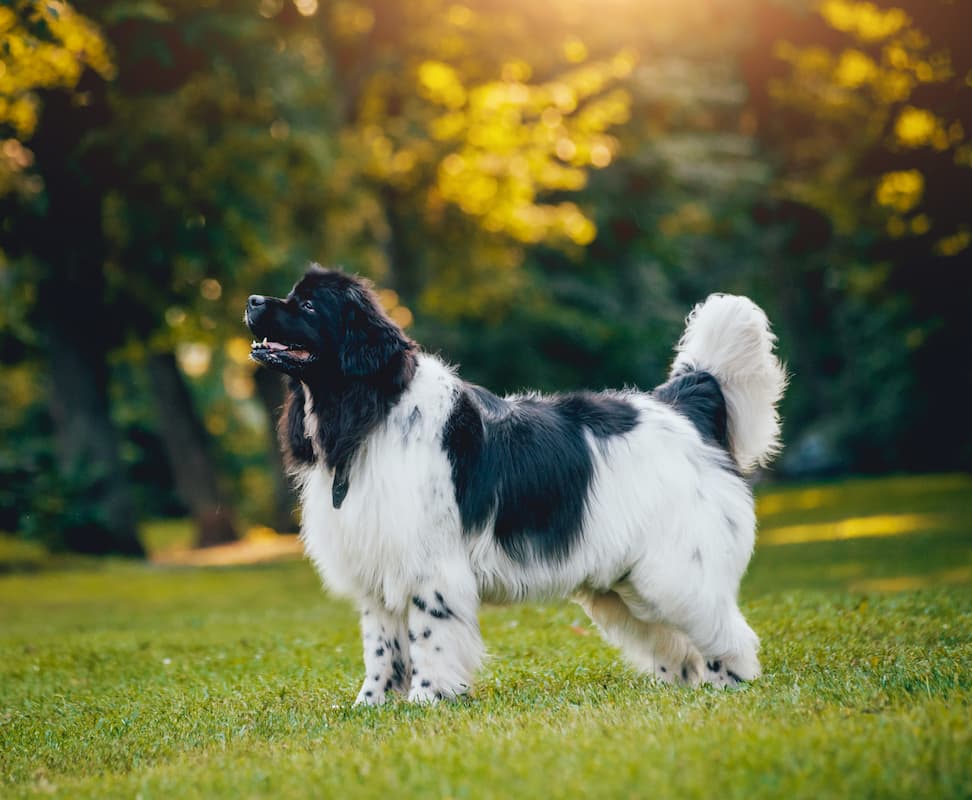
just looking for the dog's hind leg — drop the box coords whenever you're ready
[575,589,705,687]
[354,599,412,706]
[616,564,762,685]
[406,562,485,703]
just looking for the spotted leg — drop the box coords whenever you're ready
[406,569,484,703]
[354,600,411,706]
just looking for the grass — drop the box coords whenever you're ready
[1,474,971,799]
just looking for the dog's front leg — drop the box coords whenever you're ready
[406,570,484,703]
[354,601,411,706]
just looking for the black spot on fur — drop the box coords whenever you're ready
[408,630,416,642]
[422,628,432,639]
[660,666,667,673]
[375,648,384,657]
[385,679,392,691]
[653,370,729,451]
[403,406,422,440]
[727,669,744,684]
[682,666,689,681]
[434,590,445,604]
[332,471,350,509]
[429,607,450,620]
[393,637,400,651]
[692,548,703,565]
[331,464,351,508]
[373,674,380,681]
[421,680,431,688]
[365,690,373,697]
[707,661,722,672]
[442,385,639,562]
[412,595,427,612]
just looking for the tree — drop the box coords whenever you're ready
[743,0,972,471]
[0,1,142,554]
[0,1,339,548]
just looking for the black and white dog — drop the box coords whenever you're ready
[245,266,786,703]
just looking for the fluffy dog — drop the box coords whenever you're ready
[245,265,786,703]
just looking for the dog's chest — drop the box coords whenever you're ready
[298,357,463,603]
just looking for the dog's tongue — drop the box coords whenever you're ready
[289,349,310,360]
[265,341,288,351]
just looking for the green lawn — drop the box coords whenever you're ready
[1,474,971,798]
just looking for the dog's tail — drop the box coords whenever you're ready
[668,294,787,472]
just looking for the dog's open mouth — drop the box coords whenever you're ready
[250,338,315,363]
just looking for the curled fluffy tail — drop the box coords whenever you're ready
[671,294,787,472]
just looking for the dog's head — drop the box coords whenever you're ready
[245,265,414,382]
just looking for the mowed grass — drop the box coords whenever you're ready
[1,475,971,799]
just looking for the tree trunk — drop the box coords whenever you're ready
[253,368,300,532]
[147,352,240,547]
[45,324,144,556]
[26,78,143,556]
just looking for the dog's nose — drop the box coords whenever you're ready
[248,295,266,310]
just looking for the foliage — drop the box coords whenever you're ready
[1,475,970,797]
[0,0,112,195]
[768,0,970,245]
[744,0,972,471]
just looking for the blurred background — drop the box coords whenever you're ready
[0,0,969,558]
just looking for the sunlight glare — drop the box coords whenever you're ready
[761,512,950,546]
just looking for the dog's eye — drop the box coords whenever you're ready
[301,300,316,313]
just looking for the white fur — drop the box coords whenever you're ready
[296,296,784,703]
[671,293,788,472]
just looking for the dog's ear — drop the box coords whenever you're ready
[339,286,411,377]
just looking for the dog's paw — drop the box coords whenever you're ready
[654,650,705,687]
[703,659,739,687]
[704,652,761,687]
[407,679,469,704]
[407,685,444,704]
[354,684,388,706]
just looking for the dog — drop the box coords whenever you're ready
[245,265,786,703]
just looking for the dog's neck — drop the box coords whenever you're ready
[279,350,418,508]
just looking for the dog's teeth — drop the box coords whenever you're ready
[262,337,268,347]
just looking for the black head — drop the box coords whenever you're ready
[244,265,415,382]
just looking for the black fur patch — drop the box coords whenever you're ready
[280,377,314,468]
[653,370,729,450]
[442,384,639,562]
